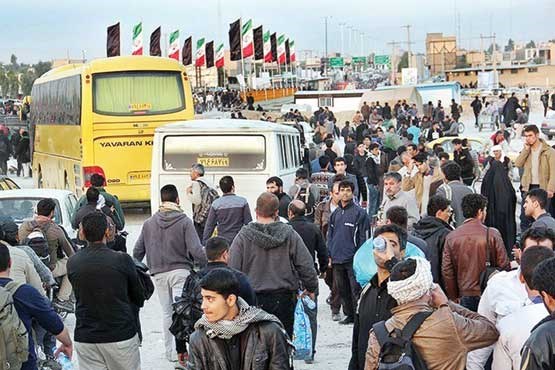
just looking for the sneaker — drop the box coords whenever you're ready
[331,313,342,322]
[339,316,354,325]
[52,298,74,313]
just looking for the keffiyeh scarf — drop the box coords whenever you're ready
[387,257,434,305]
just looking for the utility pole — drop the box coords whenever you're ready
[347,26,352,56]
[387,41,401,85]
[339,22,346,56]
[360,32,364,56]
[324,16,330,77]
[402,25,413,68]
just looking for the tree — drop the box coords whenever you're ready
[6,70,19,97]
[34,61,51,78]
[10,54,17,68]
[526,40,536,49]
[20,70,35,96]
[397,51,408,72]
[0,65,8,98]
[504,38,515,52]
[487,43,501,54]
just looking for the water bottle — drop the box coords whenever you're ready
[52,347,74,370]
[373,236,387,252]
[302,294,316,310]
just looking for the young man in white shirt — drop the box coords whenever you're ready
[466,227,555,370]
[492,246,554,370]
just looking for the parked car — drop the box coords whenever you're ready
[0,176,20,190]
[0,189,78,239]
[541,111,555,140]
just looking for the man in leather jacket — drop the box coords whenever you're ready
[186,268,293,370]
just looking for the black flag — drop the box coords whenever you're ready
[182,37,192,65]
[254,26,264,60]
[229,19,242,61]
[270,33,277,62]
[285,39,291,64]
[150,27,161,56]
[106,22,120,57]
[206,41,214,68]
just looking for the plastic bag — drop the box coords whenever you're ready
[292,297,313,360]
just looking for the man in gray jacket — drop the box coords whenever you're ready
[133,184,207,363]
[436,161,474,227]
[229,192,318,337]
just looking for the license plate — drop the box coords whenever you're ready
[128,171,151,184]
[198,157,230,167]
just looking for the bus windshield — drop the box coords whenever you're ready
[163,135,266,172]
[93,71,185,116]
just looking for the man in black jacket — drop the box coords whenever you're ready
[68,212,145,369]
[348,224,405,370]
[288,200,328,363]
[452,138,475,186]
[412,195,454,285]
[471,96,482,127]
[266,176,292,219]
[520,256,555,370]
[187,269,293,370]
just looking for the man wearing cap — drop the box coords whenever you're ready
[364,257,499,370]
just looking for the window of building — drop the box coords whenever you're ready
[528,67,538,73]
[318,96,333,107]
[511,69,518,74]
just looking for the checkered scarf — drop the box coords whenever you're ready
[387,257,434,305]
[195,297,281,340]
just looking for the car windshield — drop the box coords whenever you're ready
[0,198,62,224]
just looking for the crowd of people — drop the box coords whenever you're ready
[4,96,555,370]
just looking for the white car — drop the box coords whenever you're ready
[0,189,79,239]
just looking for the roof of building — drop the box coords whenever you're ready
[445,64,548,73]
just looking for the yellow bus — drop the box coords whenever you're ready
[30,56,194,202]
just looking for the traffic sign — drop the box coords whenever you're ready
[352,56,367,64]
[374,55,390,65]
[329,57,344,68]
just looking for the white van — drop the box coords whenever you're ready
[150,119,303,217]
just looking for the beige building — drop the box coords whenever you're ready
[445,64,555,88]
[426,33,457,75]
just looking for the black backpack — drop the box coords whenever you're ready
[169,269,203,343]
[24,222,51,268]
[372,311,432,370]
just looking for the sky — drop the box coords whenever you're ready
[2,0,553,64]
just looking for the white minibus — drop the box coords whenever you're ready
[150,119,303,217]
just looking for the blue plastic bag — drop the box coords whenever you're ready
[353,238,426,287]
[293,297,313,360]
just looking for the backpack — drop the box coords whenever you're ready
[23,222,51,268]
[0,281,29,370]
[192,181,219,225]
[169,269,203,344]
[372,311,432,370]
[293,183,316,218]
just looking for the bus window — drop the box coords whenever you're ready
[281,135,289,169]
[277,135,286,171]
[163,135,266,172]
[93,71,185,116]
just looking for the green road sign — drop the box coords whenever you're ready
[374,55,390,65]
[329,57,344,68]
[352,56,367,64]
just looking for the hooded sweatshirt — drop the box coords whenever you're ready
[229,222,318,293]
[412,216,453,284]
[133,208,207,275]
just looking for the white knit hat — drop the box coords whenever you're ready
[387,257,434,305]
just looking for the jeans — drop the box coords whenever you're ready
[324,265,342,315]
[194,221,205,241]
[333,262,361,319]
[152,269,190,361]
[367,184,381,218]
[302,296,318,359]
[460,296,481,312]
[256,291,296,337]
